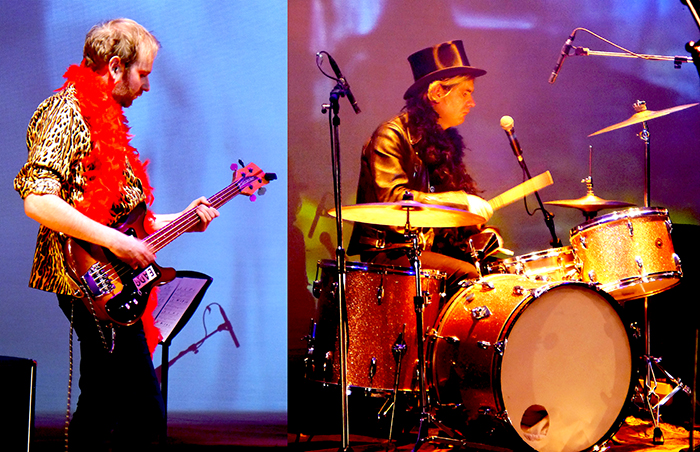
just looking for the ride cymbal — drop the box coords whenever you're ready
[588,102,698,137]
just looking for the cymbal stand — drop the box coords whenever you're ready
[633,110,692,443]
[385,324,406,443]
[404,223,465,451]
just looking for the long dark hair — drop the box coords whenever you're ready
[404,78,482,258]
[403,88,479,195]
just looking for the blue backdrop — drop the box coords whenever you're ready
[0,1,287,415]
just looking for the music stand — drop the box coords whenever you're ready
[154,270,213,444]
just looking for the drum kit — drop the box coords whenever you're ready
[303,102,695,452]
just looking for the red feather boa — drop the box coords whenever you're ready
[62,63,162,354]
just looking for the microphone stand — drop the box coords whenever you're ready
[321,78,352,452]
[507,139,561,248]
[682,3,700,450]
[684,0,700,83]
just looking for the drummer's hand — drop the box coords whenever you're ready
[465,195,493,223]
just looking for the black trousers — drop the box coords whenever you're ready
[58,295,165,451]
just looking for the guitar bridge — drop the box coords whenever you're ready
[82,263,116,296]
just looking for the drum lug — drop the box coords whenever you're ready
[476,341,491,350]
[635,256,644,272]
[512,285,526,296]
[476,340,505,355]
[579,235,588,249]
[480,280,495,291]
[323,351,333,374]
[376,284,384,305]
[312,279,322,298]
[458,278,476,289]
[494,341,505,355]
[588,269,597,282]
[368,357,377,381]
[665,218,673,235]
[673,253,683,276]
[471,305,492,320]
[627,219,634,237]
[428,328,460,344]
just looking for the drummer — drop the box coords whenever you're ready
[348,40,499,295]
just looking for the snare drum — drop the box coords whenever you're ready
[430,273,633,452]
[307,260,445,392]
[570,207,682,302]
[498,246,580,281]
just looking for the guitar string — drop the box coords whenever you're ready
[96,175,256,284]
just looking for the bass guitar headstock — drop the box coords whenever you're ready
[230,161,277,201]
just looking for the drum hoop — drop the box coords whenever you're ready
[600,271,682,299]
[502,246,573,266]
[491,280,636,450]
[569,207,669,237]
[317,258,446,279]
[491,279,633,404]
[429,275,636,450]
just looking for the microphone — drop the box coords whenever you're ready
[318,51,361,114]
[500,115,524,163]
[217,304,240,348]
[548,30,576,84]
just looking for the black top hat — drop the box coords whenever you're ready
[404,40,486,99]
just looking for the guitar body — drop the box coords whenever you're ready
[64,204,176,326]
[63,162,276,326]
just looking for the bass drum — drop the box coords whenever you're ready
[309,259,445,392]
[430,274,634,452]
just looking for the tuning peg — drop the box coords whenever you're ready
[249,194,257,202]
[230,163,238,171]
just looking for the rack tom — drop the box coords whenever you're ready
[570,207,682,302]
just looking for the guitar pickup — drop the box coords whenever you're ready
[82,263,116,296]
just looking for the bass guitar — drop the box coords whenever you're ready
[64,162,276,326]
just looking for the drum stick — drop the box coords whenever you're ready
[488,171,554,211]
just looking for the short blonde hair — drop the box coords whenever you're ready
[83,18,160,70]
[426,74,472,103]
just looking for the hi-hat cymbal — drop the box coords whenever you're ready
[588,103,698,137]
[545,194,634,213]
[328,201,485,228]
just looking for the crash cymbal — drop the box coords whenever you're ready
[328,201,485,228]
[588,102,698,137]
[545,193,634,213]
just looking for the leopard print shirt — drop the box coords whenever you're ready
[14,86,147,295]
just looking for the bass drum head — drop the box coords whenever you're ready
[500,283,633,452]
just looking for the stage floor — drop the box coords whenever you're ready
[30,412,698,451]
[288,416,699,452]
[32,411,287,450]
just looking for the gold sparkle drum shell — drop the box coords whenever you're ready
[498,246,580,282]
[308,259,445,392]
[570,207,682,302]
[430,273,634,452]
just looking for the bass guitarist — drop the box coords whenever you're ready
[14,18,218,451]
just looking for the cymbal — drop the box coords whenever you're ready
[545,194,634,213]
[327,201,485,228]
[588,102,698,137]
